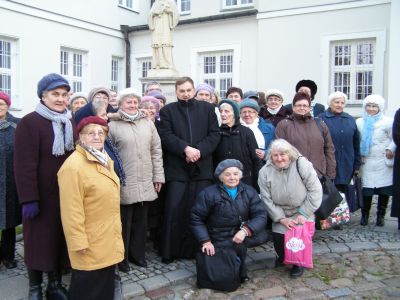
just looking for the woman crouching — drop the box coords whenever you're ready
[258,139,322,278]
[58,116,124,300]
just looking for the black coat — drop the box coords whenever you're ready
[391,108,400,218]
[213,121,262,189]
[191,183,267,247]
[158,98,220,181]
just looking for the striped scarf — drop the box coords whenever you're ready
[0,120,17,130]
[82,144,109,167]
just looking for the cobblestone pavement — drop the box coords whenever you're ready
[1,202,399,300]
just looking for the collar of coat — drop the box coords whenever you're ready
[324,108,352,118]
[218,182,244,200]
[177,98,196,106]
[289,112,312,122]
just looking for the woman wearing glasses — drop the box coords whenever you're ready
[275,92,336,180]
[259,89,290,127]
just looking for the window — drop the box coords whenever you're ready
[60,48,87,93]
[0,37,18,106]
[175,0,191,14]
[199,51,233,97]
[136,58,152,94]
[118,0,139,11]
[223,0,253,9]
[330,39,375,103]
[111,57,122,91]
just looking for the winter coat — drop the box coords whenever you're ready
[109,115,164,205]
[213,121,262,189]
[191,183,267,246]
[356,115,394,189]
[258,117,275,150]
[319,109,361,185]
[14,111,76,271]
[158,98,220,181]
[58,145,124,271]
[258,156,322,234]
[0,113,21,229]
[259,106,290,127]
[275,114,336,179]
[391,109,400,218]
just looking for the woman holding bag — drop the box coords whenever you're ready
[259,139,322,278]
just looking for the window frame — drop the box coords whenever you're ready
[222,0,254,10]
[135,56,152,94]
[0,36,19,109]
[118,0,139,12]
[111,56,123,92]
[175,0,191,15]
[60,47,87,93]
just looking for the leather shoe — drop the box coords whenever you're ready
[162,258,174,264]
[118,260,131,273]
[130,258,147,268]
[2,260,17,269]
[290,265,304,278]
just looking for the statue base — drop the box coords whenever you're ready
[141,68,180,103]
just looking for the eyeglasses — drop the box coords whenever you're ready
[267,98,282,103]
[85,131,105,138]
[240,110,257,115]
[0,102,8,107]
[93,96,109,101]
[293,104,310,109]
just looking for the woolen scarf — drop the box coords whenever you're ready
[360,111,382,156]
[81,143,109,167]
[119,110,145,122]
[35,103,74,156]
[240,117,265,149]
[267,105,282,115]
[0,119,17,130]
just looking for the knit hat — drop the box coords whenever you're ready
[0,91,11,107]
[117,88,141,106]
[239,98,260,112]
[195,83,214,97]
[327,91,347,105]
[243,90,258,100]
[214,159,243,178]
[363,94,385,112]
[141,96,160,111]
[295,80,317,99]
[219,99,240,119]
[292,92,311,106]
[76,116,108,134]
[265,89,284,101]
[69,92,88,105]
[37,73,70,99]
[87,87,111,103]
[148,90,167,105]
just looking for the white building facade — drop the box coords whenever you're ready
[1,0,399,117]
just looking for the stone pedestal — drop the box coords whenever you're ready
[141,69,180,103]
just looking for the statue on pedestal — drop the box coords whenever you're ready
[148,0,179,71]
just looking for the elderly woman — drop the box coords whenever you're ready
[356,95,394,226]
[0,92,21,269]
[191,159,267,283]
[318,92,361,193]
[259,89,290,127]
[68,92,87,114]
[140,95,161,123]
[109,88,164,271]
[276,92,336,179]
[214,99,262,189]
[239,98,275,160]
[58,116,124,300]
[259,139,322,278]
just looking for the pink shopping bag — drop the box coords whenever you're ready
[283,221,315,269]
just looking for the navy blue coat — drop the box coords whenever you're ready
[318,109,361,185]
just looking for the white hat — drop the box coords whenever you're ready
[327,91,348,105]
[117,88,141,106]
[363,94,385,112]
[265,89,284,101]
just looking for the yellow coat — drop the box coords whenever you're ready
[58,145,124,271]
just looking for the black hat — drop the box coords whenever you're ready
[295,80,317,100]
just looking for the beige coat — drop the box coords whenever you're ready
[108,116,164,205]
[58,145,124,271]
[258,156,322,234]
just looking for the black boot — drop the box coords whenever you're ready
[360,213,369,226]
[28,269,43,300]
[376,196,389,227]
[290,265,304,278]
[46,271,68,300]
[360,196,372,226]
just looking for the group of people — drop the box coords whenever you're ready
[0,73,399,299]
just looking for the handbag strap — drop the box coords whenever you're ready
[295,156,305,181]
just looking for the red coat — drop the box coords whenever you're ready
[14,112,75,271]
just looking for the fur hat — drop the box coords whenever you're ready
[295,80,317,99]
[243,90,258,100]
[87,87,111,103]
[0,91,11,107]
[195,83,214,97]
[37,73,70,99]
[292,92,311,106]
[76,116,108,134]
[239,98,260,112]
[327,91,348,105]
[219,99,240,120]
[148,90,167,105]
[363,94,385,112]
[214,159,243,178]
[117,88,141,106]
[265,89,284,101]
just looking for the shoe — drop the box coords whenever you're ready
[130,258,147,268]
[46,271,68,300]
[240,276,250,283]
[28,269,43,300]
[2,260,17,269]
[275,260,284,268]
[161,258,174,264]
[376,215,385,227]
[118,260,131,273]
[290,265,304,278]
[360,214,369,226]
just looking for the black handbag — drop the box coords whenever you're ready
[196,247,241,292]
[315,176,343,219]
[345,175,363,212]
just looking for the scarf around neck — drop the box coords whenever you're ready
[0,119,17,130]
[81,143,109,167]
[360,111,383,156]
[35,103,74,156]
[240,117,265,149]
[267,105,282,115]
[119,110,145,123]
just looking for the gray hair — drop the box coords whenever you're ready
[145,81,161,94]
[268,139,300,162]
[327,91,348,105]
[218,168,243,183]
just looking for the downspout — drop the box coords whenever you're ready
[120,25,131,88]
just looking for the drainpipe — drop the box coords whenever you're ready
[120,25,131,88]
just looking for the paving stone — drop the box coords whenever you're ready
[254,286,287,299]
[123,282,145,299]
[248,251,276,262]
[379,242,400,250]
[313,244,330,254]
[289,290,325,300]
[346,242,379,251]
[324,287,353,298]
[326,242,349,253]
[383,276,400,288]
[164,269,194,283]
[145,287,174,299]
[137,275,169,292]
[351,281,385,292]
[329,278,353,288]
[385,287,400,298]
[303,278,330,291]
[0,274,28,300]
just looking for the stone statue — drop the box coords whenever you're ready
[148,0,179,70]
